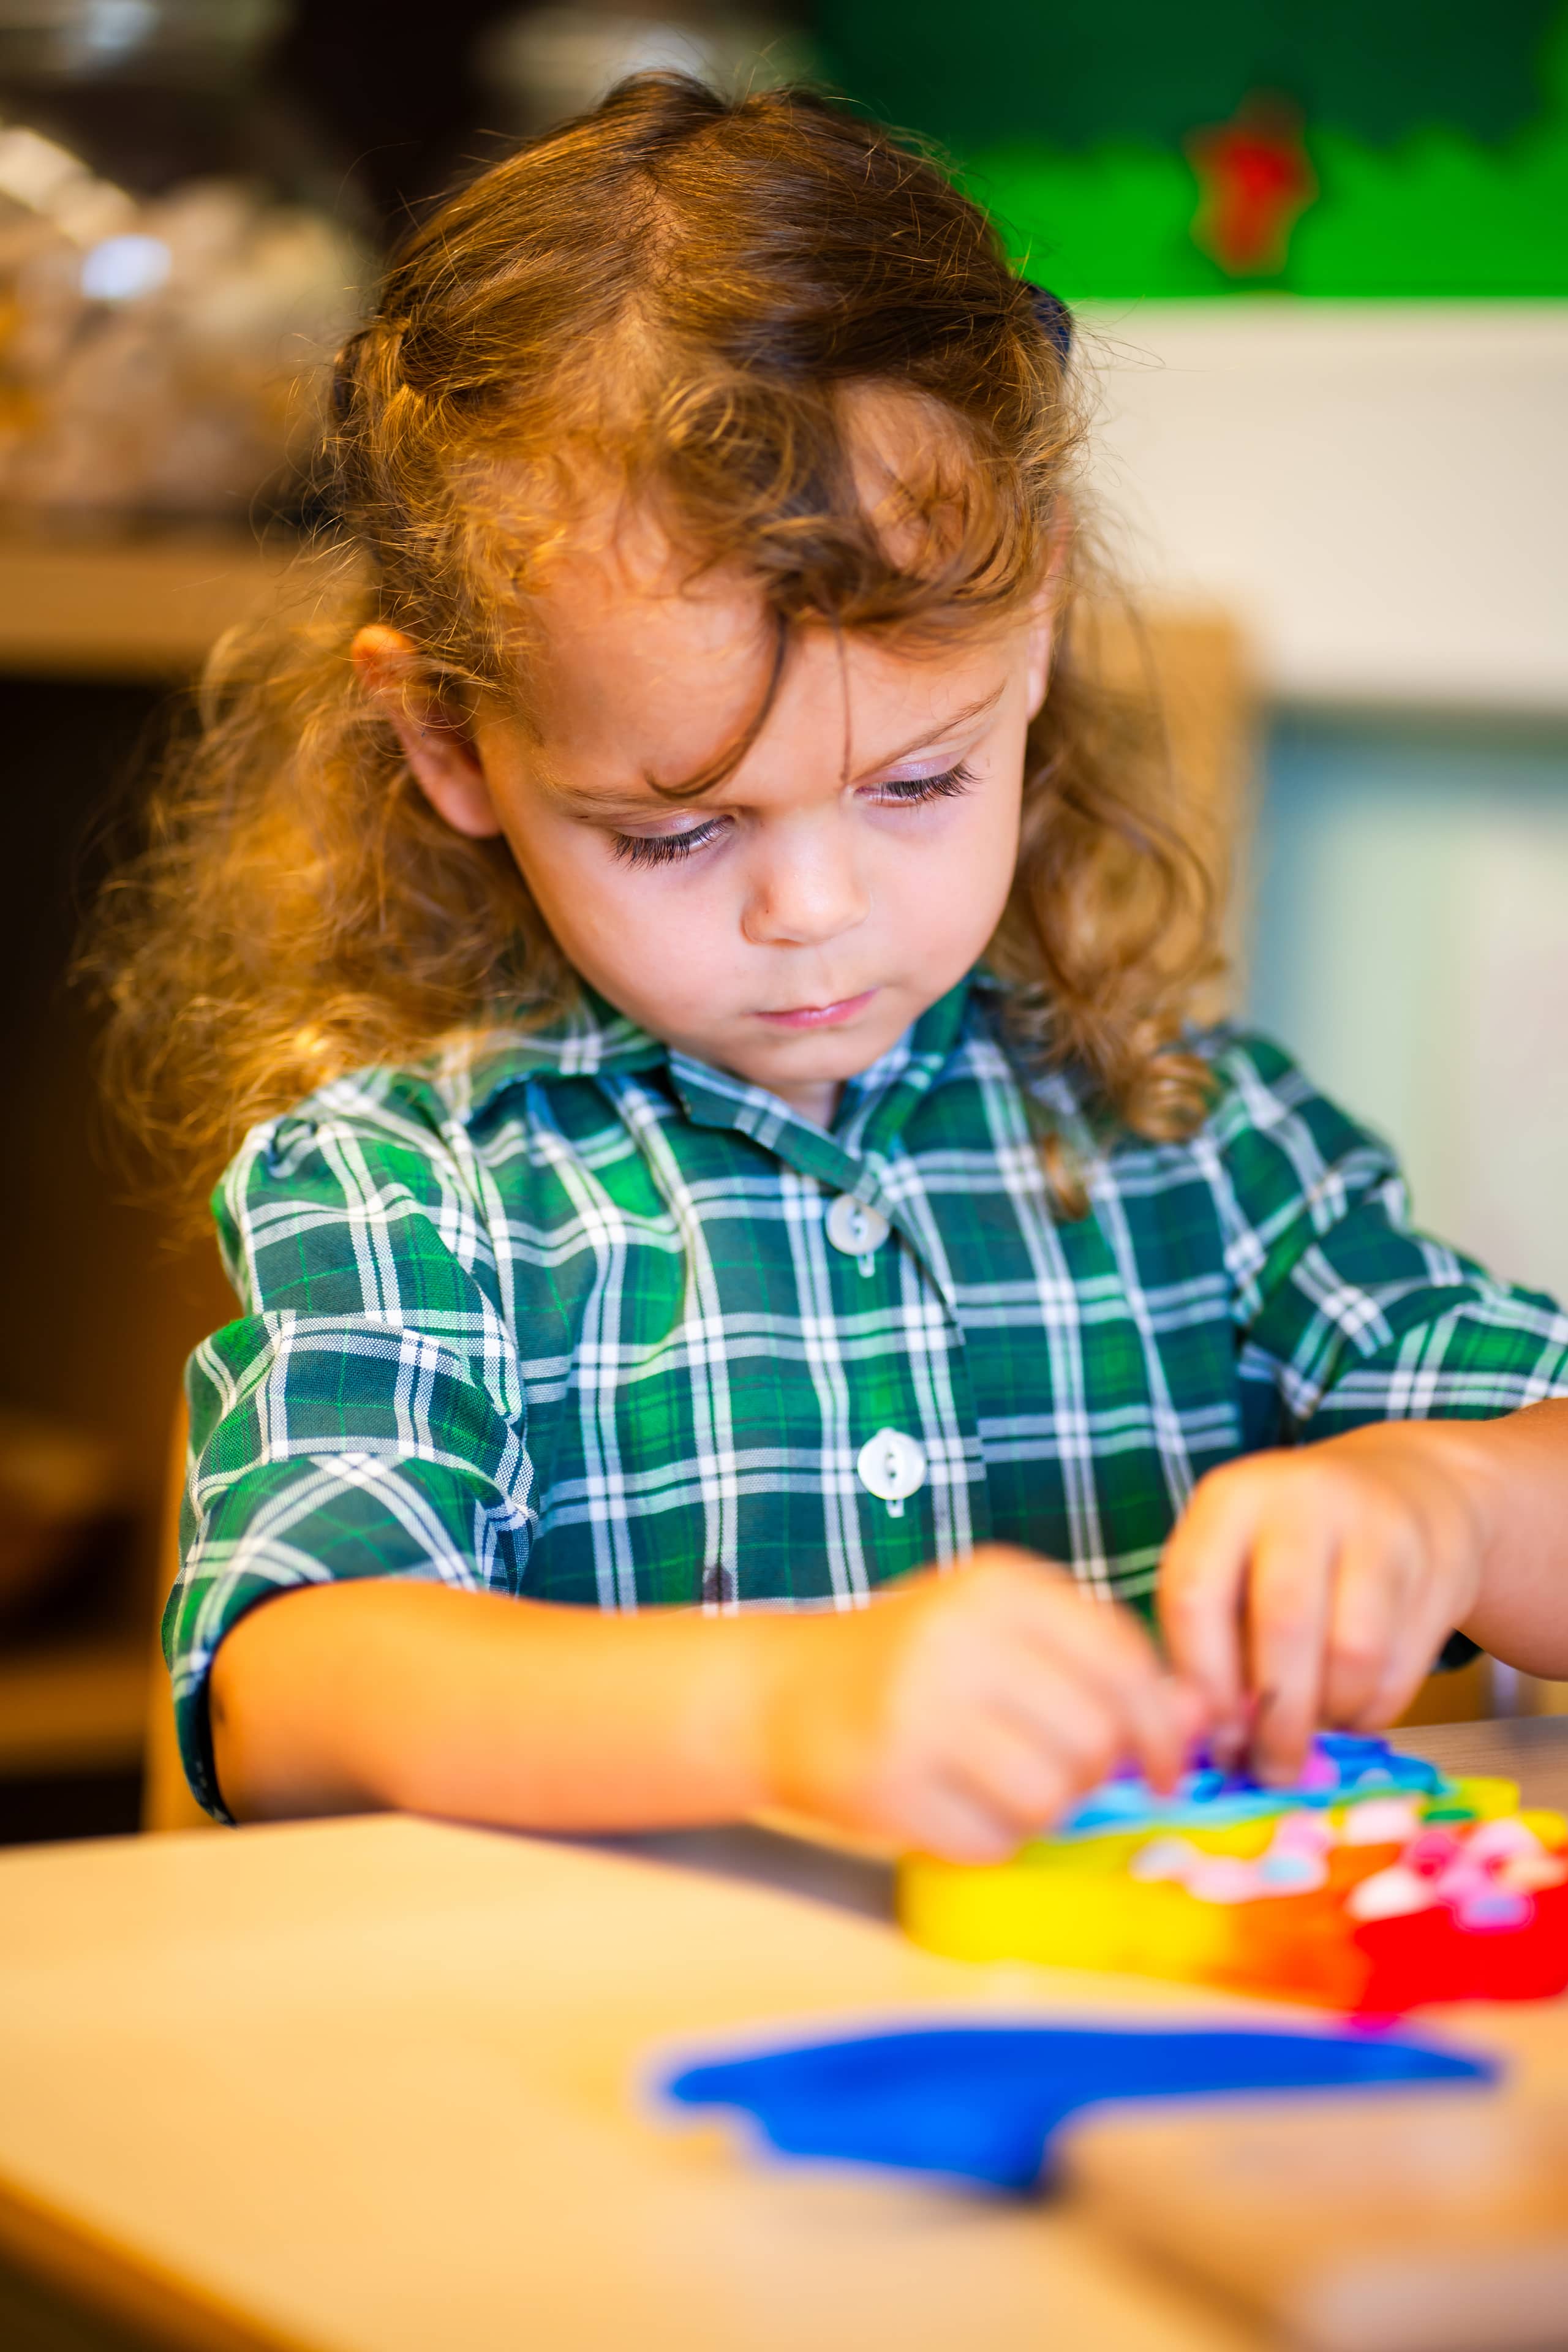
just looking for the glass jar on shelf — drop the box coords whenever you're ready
[476,0,815,138]
[0,1,366,528]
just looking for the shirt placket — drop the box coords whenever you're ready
[669,1027,990,1577]
[820,1159,990,1567]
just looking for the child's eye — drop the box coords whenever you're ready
[610,818,729,869]
[869,761,976,806]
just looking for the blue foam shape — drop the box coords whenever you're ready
[660,2025,1494,2192]
[1058,1732,1447,1837]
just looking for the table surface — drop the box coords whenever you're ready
[0,1718,1563,2352]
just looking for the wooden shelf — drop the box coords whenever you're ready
[0,1633,148,1779]
[0,532,309,680]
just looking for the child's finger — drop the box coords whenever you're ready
[1156,1471,1261,1736]
[1002,1583,1197,1791]
[998,1560,1165,1692]
[946,1714,1085,1841]
[905,1777,1031,1865]
[1321,1533,1414,1726]
[1353,1583,1469,1736]
[983,1584,1131,1697]
[1128,1673,1210,1794]
[990,1654,1128,1783]
[1244,1523,1335,1780]
[1001,1618,1194,1796]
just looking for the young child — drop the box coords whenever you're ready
[104,78,1568,1858]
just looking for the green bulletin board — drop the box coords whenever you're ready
[816,0,1568,296]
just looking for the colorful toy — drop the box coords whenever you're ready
[898,1734,1568,2013]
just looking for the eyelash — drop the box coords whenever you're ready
[608,761,977,869]
[611,820,728,869]
[872,761,976,805]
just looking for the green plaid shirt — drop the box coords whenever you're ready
[170,974,1568,1815]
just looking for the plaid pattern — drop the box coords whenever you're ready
[170,975,1568,1815]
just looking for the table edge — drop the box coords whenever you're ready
[0,2157,312,2352]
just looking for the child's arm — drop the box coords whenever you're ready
[210,1550,1201,1861]
[1158,1397,1568,1781]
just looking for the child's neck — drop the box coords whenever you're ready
[766,1077,843,1130]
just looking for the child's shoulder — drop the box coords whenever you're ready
[218,1001,657,1207]
[1190,1027,1390,1159]
[1026,1019,1378,1161]
[233,1060,461,1175]
[1153,1025,1404,1228]
[1192,1024,1327,1134]
[211,1063,472,1254]
[1044,1021,1398,1204]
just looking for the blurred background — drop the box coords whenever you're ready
[0,0,1564,1839]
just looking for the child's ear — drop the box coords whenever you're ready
[351,625,504,840]
[1023,598,1056,721]
[1024,507,1072,718]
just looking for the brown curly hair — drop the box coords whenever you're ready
[90,75,1219,1216]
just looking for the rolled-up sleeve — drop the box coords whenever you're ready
[166,1075,535,1818]
[1205,1035,1568,1446]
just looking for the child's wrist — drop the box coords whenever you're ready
[1400,1415,1510,1581]
[728,1611,829,1821]
[662,1609,807,1820]
[1336,1415,1502,1580]
[1420,1401,1568,1602]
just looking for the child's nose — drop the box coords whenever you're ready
[740,823,869,949]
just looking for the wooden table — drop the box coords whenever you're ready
[0,1721,1562,2352]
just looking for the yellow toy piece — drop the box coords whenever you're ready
[1442,1776,1518,1819]
[899,1848,1235,1977]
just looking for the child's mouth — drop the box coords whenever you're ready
[755,990,877,1031]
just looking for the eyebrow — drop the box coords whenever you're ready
[545,681,1008,818]
[850,684,1006,778]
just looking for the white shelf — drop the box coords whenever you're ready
[1080,301,1568,714]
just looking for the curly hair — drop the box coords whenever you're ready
[89,74,1220,1216]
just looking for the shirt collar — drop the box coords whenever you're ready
[437,987,666,1120]
[443,973,981,1173]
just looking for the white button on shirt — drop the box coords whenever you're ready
[856,1426,927,1518]
[826,1193,890,1274]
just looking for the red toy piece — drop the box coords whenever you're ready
[1356,1881,1568,2013]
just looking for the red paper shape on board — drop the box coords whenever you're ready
[1186,96,1318,276]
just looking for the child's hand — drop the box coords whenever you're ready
[760,1548,1204,1862]
[1158,1425,1490,1784]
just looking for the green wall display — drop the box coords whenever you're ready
[816,0,1568,296]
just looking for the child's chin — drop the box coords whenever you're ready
[750,1030,900,1088]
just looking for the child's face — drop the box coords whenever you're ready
[363,502,1051,1125]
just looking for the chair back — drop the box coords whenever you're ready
[142,1400,217,1833]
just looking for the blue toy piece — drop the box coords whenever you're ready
[1058,1730,1448,1838]
[660,2022,1493,2192]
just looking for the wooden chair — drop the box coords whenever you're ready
[1088,606,1251,876]
[142,1402,217,1833]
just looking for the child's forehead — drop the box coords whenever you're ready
[522,502,777,740]
[499,563,1017,806]
[540,492,755,630]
